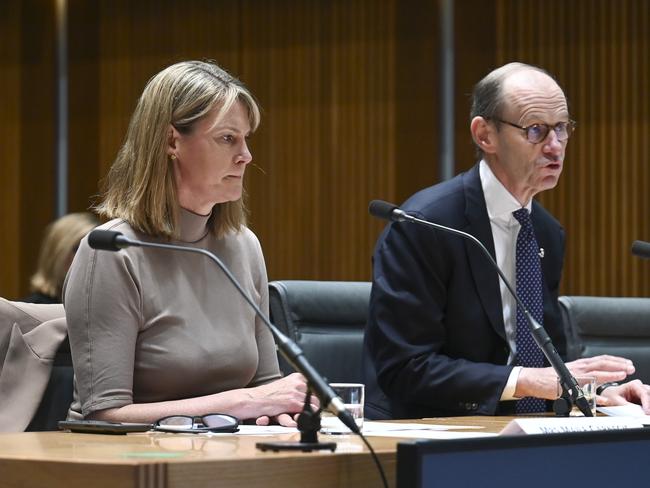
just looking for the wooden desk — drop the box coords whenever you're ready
[0,417,511,488]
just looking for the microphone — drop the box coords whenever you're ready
[632,240,650,259]
[88,229,131,251]
[368,200,593,417]
[368,200,403,221]
[87,229,360,433]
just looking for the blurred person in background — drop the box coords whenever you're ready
[24,212,99,304]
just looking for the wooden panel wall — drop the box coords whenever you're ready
[65,0,440,284]
[0,0,56,299]
[495,0,650,296]
[0,1,22,298]
[2,0,648,298]
[453,1,498,173]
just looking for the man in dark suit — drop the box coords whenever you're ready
[364,62,650,419]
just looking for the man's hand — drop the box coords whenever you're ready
[515,355,634,400]
[597,380,650,414]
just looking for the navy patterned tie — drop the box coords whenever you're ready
[512,208,547,413]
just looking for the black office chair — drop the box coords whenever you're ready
[268,280,371,384]
[559,296,650,383]
[25,337,73,431]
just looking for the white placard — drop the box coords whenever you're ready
[500,416,644,436]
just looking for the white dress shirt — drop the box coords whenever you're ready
[478,160,533,401]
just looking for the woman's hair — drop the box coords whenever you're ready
[95,60,261,238]
[30,212,99,299]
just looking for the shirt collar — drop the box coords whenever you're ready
[479,160,532,225]
[178,206,211,243]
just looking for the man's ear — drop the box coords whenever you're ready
[470,116,497,154]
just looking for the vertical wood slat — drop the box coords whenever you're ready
[0,1,22,297]
[0,0,56,299]
[67,0,101,214]
[453,0,498,174]
[495,0,650,297]
[19,2,58,299]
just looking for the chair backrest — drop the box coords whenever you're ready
[0,299,70,431]
[26,337,73,431]
[268,280,371,384]
[559,296,650,383]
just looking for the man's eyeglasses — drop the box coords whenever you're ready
[153,414,239,433]
[491,118,576,144]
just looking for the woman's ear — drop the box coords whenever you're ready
[167,125,179,156]
[470,116,496,154]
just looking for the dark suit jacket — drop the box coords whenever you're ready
[363,164,566,419]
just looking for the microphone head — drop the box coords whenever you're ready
[88,230,125,252]
[369,200,400,222]
[632,240,650,259]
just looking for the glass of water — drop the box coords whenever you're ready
[557,376,597,416]
[320,383,365,434]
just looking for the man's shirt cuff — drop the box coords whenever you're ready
[500,366,522,401]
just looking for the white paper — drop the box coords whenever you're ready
[597,404,650,424]
[361,421,483,433]
[361,430,497,439]
[352,421,492,439]
[229,425,299,435]
[213,421,487,437]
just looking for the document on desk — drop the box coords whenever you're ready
[209,422,497,438]
[360,421,497,439]
[597,404,650,424]
[232,425,299,435]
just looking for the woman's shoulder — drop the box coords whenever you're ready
[91,219,161,248]
[224,226,260,247]
[76,219,143,262]
[97,219,139,237]
[238,226,261,245]
[218,226,264,261]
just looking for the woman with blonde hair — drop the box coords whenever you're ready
[26,212,98,303]
[64,60,307,426]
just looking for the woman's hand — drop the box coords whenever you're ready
[246,373,320,420]
[254,413,301,427]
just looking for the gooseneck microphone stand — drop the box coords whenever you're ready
[369,200,593,417]
[87,230,356,448]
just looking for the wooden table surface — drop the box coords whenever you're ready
[0,417,513,488]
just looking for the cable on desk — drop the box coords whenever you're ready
[356,430,389,488]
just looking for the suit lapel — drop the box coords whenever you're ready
[462,166,507,341]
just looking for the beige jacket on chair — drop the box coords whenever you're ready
[0,299,66,432]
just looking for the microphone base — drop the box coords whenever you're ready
[553,391,594,417]
[256,440,337,452]
[256,409,337,451]
[256,386,338,453]
[553,396,572,417]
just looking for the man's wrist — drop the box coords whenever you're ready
[596,382,619,395]
[501,367,522,401]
